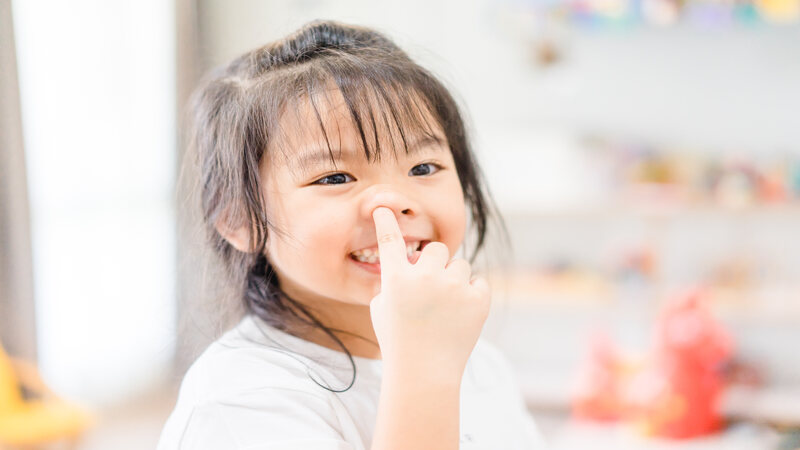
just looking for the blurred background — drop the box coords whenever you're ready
[1,0,799,448]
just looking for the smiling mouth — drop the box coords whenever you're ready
[349,240,430,264]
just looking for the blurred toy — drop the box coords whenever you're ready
[580,135,800,207]
[712,161,760,208]
[708,257,754,292]
[756,0,800,23]
[571,332,627,421]
[630,151,678,185]
[733,1,762,24]
[721,357,764,388]
[531,38,561,66]
[509,0,798,29]
[616,247,657,282]
[570,289,735,439]
[641,0,681,26]
[759,162,788,203]
[789,159,800,200]
[625,289,733,438]
[686,0,735,27]
[0,341,93,447]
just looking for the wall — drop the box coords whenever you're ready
[187,0,800,387]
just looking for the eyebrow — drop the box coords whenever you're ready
[293,134,447,172]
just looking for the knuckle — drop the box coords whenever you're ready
[430,241,448,250]
[419,271,436,283]
[471,278,490,295]
[444,275,461,288]
[465,290,491,316]
[378,232,400,244]
[425,241,448,254]
[470,286,491,305]
[450,259,470,270]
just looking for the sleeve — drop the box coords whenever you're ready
[478,340,549,449]
[499,363,548,449]
[171,387,356,450]
[519,406,548,449]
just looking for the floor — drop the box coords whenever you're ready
[68,385,799,450]
[76,384,179,450]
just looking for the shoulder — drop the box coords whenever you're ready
[462,339,549,449]
[471,338,511,366]
[178,318,335,403]
[465,338,519,386]
[158,318,357,450]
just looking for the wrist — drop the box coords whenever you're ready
[382,356,465,388]
[373,360,462,450]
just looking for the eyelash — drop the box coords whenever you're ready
[314,172,355,185]
[312,162,443,186]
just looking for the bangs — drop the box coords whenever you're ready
[262,56,448,168]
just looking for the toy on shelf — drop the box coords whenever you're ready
[709,160,761,208]
[570,289,735,439]
[616,246,658,283]
[496,0,800,28]
[626,289,733,438]
[571,331,631,422]
[789,158,800,198]
[579,136,800,209]
[488,263,614,305]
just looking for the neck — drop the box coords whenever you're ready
[283,298,382,360]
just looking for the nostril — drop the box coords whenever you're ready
[401,209,410,215]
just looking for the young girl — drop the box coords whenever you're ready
[158,20,544,450]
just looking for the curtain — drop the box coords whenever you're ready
[0,0,37,361]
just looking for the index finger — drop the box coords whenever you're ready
[372,207,408,277]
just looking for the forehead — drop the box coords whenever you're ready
[266,84,448,169]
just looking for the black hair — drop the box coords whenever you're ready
[188,20,504,392]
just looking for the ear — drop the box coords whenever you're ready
[215,220,253,253]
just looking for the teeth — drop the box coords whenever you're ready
[352,241,421,264]
[354,253,379,264]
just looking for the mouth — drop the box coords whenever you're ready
[349,239,431,265]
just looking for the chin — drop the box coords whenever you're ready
[350,285,380,305]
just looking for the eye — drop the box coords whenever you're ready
[409,163,441,177]
[313,173,355,185]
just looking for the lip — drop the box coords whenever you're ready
[350,257,383,274]
[349,236,431,255]
[349,238,431,274]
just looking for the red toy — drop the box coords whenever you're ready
[571,332,628,422]
[625,289,733,438]
[571,289,734,439]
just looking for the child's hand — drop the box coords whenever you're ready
[369,207,491,380]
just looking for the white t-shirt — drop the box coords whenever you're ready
[158,315,545,450]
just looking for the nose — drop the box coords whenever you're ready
[360,185,418,222]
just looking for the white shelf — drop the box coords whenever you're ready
[502,203,800,220]
[490,289,800,324]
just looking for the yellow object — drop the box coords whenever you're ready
[0,344,24,413]
[756,0,800,23]
[0,343,93,447]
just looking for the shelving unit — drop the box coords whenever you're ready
[484,195,800,403]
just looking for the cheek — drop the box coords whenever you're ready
[443,204,467,256]
[267,199,352,277]
[435,181,468,256]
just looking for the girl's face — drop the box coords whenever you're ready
[261,91,467,307]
